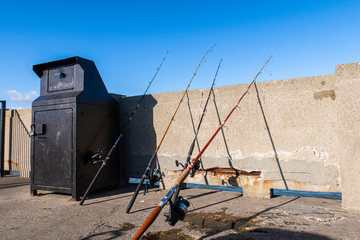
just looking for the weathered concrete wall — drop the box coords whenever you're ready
[335,63,360,210]
[120,62,360,210]
[4,62,359,210]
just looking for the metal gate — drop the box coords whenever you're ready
[8,110,31,177]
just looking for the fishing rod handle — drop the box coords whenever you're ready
[79,163,105,206]
[125,170,148,213]
[132,206,162,240]
[126,149,158,213]
[175,168,191,186]
[134,184,178,239]
[79,135,122,206]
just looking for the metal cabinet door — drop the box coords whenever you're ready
[33,108,73,189]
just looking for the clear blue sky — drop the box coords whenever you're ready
[1,0,359,108]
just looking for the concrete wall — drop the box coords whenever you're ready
[3,62,359,210]
[119,62,360,210]
[335,63,360,211]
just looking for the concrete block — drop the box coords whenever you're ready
[242,185,272,199]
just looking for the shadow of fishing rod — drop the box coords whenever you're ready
[254,82,288,190]
[211,87,235,169]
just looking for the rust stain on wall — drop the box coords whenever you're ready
[197,168,261,177]
[10,161,19,171]
[169,168,322,196]
[313,90,336,101]
[172,168,260,178]
[292,180,308,190]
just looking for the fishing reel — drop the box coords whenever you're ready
[174,159,201,178]
[190,160,201,177]
[144,169,162,194]
[149,169,162,186]
[175,160,184,168]
[91,149,104,165]
[164,196,190,226]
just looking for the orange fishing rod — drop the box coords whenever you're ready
[132,56,272,240]
[125,45,216,213]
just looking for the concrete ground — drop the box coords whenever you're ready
[0,175,359,240]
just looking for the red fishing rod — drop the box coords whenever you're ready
[125,45,216,213]
[132,56,272,240]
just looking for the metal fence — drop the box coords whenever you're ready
[8,110,31,177]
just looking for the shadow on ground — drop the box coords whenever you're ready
[80,230,123,240]
[142,228,332,240]
[0,175,29,190]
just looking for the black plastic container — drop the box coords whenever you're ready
[30,56,120,200]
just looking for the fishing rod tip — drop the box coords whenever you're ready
[209,44,216,52]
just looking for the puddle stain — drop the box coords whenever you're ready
[81,223,134,240]
[120,223,135,231]
[143,206,315,239]
[183,208,261,233]
[142,211,312,240]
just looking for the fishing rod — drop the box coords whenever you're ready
[79,52,169,206]
[166,59,222,225]
[125,45,216,214]
[132,56,272,240]
[174,59,222,188]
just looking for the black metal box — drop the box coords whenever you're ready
[30,56,120,200]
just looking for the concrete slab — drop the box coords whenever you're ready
[0,175,359,239]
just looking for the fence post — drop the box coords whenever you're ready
[8,110,13,172]
[0,101,6,177]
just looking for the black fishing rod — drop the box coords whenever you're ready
[125,45,216,214]
[165,59,222,226]
[79,52,169,206]
[132,56,272,240]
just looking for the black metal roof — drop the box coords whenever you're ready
[33,56,93,77]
